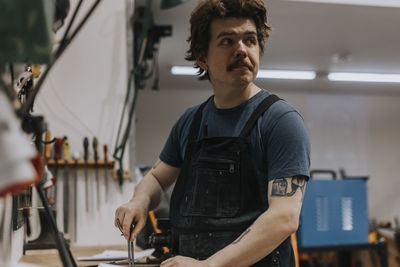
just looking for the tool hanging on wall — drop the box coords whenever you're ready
[53,137,64,206]
[62,137,70,234]
[103,144,109,202]
[43,132,55,193]
[46,139,117,214]
[83,137,89,212]
[72,152,79,243]
[44,132,52,165]
[92,137,100,211]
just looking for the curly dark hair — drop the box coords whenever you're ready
[185,0,272,80]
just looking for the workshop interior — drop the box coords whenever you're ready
[1,0,400,266]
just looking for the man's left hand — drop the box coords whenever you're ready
[160,256,210,267]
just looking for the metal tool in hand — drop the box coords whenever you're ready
[116,218,135,267]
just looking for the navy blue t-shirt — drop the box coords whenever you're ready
[160,89,310,204]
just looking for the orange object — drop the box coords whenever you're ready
[291,233,300,267]
[44,131,51,160]
[148,211,170,253]
[30,64,41,78]
[369,230,378,243]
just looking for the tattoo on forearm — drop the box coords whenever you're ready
[232,228,251,244]
[293,176,306,196]
[271,176,306,201]
[271,178,288,196]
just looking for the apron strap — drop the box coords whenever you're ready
[239,94,281,137]
[188,97,211,143]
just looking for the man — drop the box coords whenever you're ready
[115,0,310,266]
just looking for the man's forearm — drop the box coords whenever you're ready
[131,171,165,211]
[131,160,180,211]
[205,207,299,267]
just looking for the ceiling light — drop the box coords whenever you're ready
[257,70,316,80]
[171,66,317,80]
[171,66,198,75]
[283,0,400,8]
[328,72,400,83]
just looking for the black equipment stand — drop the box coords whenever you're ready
[34,182,76,267]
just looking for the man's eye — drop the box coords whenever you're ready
[246,38,257,45]
[220,38,232,45]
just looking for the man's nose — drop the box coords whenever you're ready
[234,41,247,58]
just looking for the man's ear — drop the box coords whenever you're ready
[196,56,208,70]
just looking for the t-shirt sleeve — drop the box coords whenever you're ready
[159,107,197,168]
[159,121,183,168]
[266,110,311,181]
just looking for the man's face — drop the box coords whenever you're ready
[198,17,260,88]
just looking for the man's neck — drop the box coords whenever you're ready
[213,83,261,109]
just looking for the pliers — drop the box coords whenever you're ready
[116,218,135,267]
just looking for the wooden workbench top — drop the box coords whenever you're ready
[19,245,126,267]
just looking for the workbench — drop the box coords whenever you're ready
[19,245,126,267]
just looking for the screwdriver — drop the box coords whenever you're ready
[72,151,80,243]
[62,137,70,234]
[103,144,109,202]
[83,137,89,212]
[44,131,52,163]
[92,137,100,211]
[54,137,64,205]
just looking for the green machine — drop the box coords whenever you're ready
[0,0,54,64]
[160,0,189,9]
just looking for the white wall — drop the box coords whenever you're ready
[367,95,400,222]
[135,87,400,227]
[35,0,129,155]
[31,0,137,246]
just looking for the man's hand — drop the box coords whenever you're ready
[114,198,149,241]
[161,256,210,267]
[114,160,180,242]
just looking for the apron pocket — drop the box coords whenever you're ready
[180,165,241,217]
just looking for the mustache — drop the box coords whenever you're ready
[227,60,253,72]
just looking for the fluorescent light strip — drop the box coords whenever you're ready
[257,69,316,80]
[328,72,400,83]
[171,66,316,80]
[171,66,198,75]
[283,0,400,8]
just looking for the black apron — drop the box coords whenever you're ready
[169,94,295,267]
